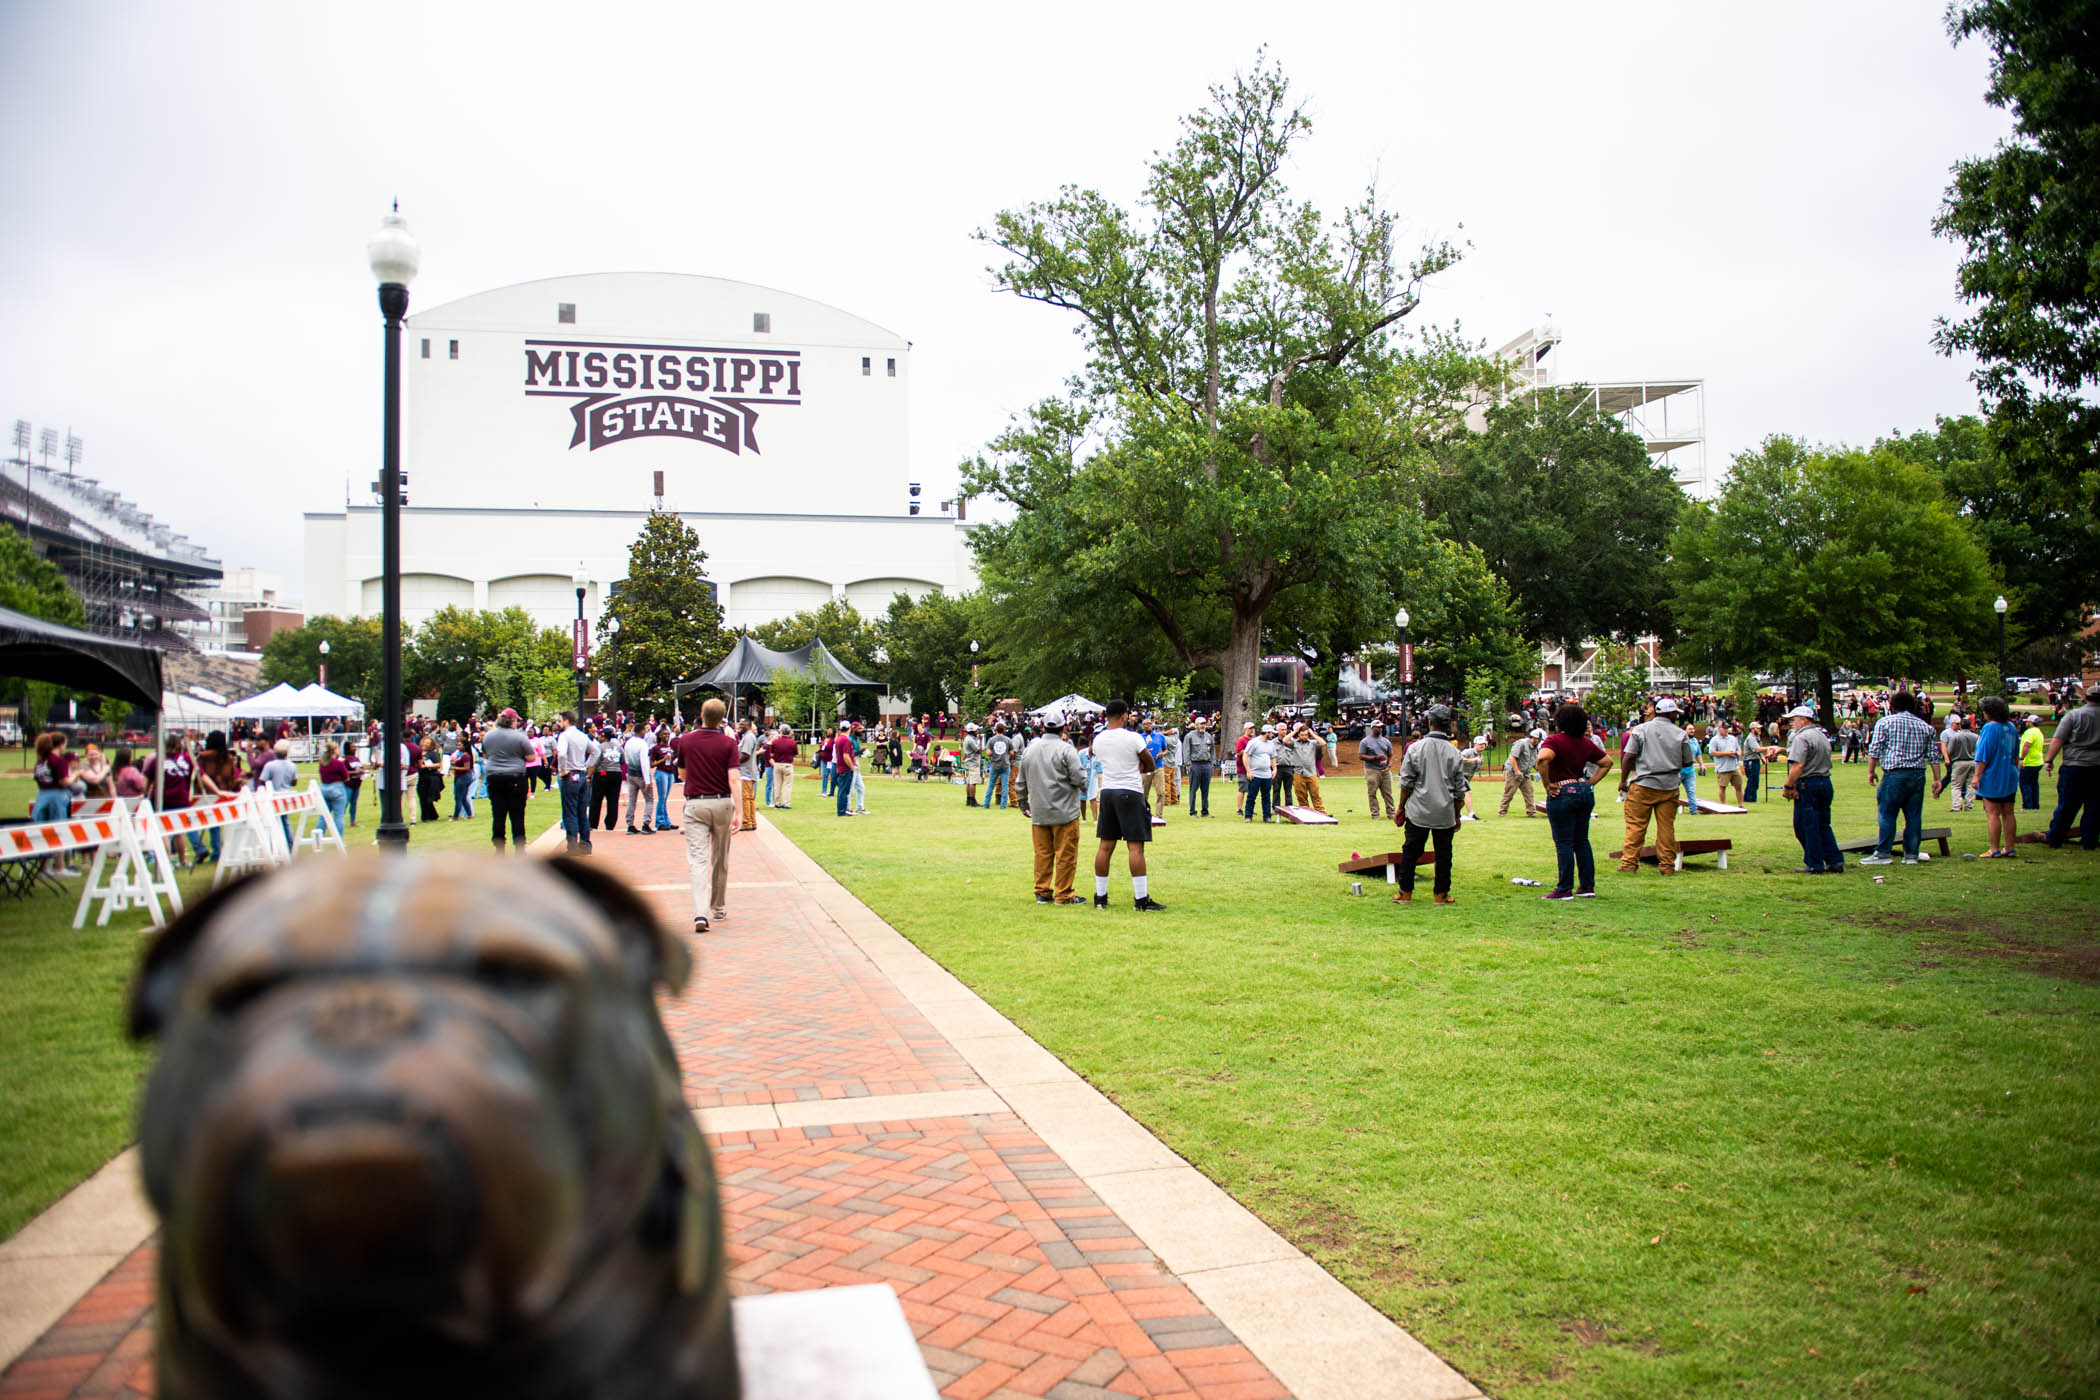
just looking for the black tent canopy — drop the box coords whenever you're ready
[674,636,881,698]
[0,604,165,711]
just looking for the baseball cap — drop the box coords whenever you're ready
[1784,705,1817,720]
[498,707,521,724]
[1655,698,1679,714]
[1242,721,1255,729]
[965,722,979,731]
[1260,724,1275,734]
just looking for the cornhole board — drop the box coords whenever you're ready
[1634,838,1732,871]
[1835,827,1952,858]
[1695,800,1748,815]
[1337,850,1436,884]
[1278,805,1338,825]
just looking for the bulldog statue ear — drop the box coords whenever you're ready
[545,855,692,994]
[128,874,264,1040]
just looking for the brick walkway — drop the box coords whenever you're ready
[0,814,1312,1400]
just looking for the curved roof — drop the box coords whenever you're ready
[409,271,907,348]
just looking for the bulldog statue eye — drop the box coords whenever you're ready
[472,953,564,995]
[209,972,286,1020]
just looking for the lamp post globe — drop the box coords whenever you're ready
[606,615,622,717]
[368,205,420,849]
[1394,608,1411,722]
[1994,594,2009,696]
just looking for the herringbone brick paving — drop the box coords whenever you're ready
[0,809,1290,1399]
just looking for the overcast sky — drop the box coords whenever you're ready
[0,1,2007,604]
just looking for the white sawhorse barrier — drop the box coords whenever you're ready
[216,781,347,885]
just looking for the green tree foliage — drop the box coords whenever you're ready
[600,511,731,716]
[1730,671,1761,727]
[1585,643,1651,733]
[1384,539,1534,705]
[0,523,86,628]
[1425,391,1687,646]
[1875,415,2099,647]
[258,616,385,715]
[966,57,1480,733]
[1934,2,2100,564]
[1669,437,2000,722]
[97,695,133,735]
[875,591,976,714]
[404,606,568,722]
[762,667,813,736]
[749,599,882,680]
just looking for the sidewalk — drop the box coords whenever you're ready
[0,812,1478,1400]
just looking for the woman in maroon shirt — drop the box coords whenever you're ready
[1537,703,1613,900]
[144,735,206,868]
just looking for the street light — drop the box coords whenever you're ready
[1995,594,2009,696]
[606,615,622,717]
[1394,607,1411,723]
[317,638,330,689]
[367,203,420,849]
[573,563,589,716]
[969,639,980,696]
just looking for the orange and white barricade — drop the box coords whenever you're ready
[78,797,187,928]
[214,790,289,883]
[259,781,347,860]
[0,805,152,923]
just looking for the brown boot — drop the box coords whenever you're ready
[1433,893,1457,905]
[1392,890,1412,904]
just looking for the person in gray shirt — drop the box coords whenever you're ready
[1941,719,1980,811]
[1285,728,1326,813]
[1393,706,1465,904]
[2043,690,2100,849]
[1022,719,1090,903]
[1618,698,1694,876]
[1779,705,1844,873]
[479,707,535,853]
[1358,722,1395,821]
[1184,718,1216,817]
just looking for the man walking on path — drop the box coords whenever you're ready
[1942,716,1980,812]
[1779,705,1845,873]
[1360,721,1396,821]
[1500,728,1542,816]
[672,698,738,933]
[1393,705,1464,905]
[1184,717,1215,817]
[767,724,797,808]
[1091,700,1165,910]
[2044,688,2100,849]
[1618,697,1693,875]
[554,711,597,855]
[1023,717,1089,903]
[622,722,656,834]
[480,707,533,853]
[1860,691,1939,866]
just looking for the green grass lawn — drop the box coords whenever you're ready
[772,768,2099,1399]
[0,767,562,1238]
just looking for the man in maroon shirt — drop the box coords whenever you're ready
[765,724,798,808]
[672,697,740,933]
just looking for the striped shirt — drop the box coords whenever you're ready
[1867,712,1939,770]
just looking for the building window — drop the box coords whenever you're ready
[420,338,430,358]
[862,357,871,376]
[448,340,459,359]
[753,312,771,333]
[558,303,576,324]
[887,357,897,377]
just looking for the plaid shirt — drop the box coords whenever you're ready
[1868,711,1940,770]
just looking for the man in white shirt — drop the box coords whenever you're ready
[1242,724,1280,823]
[621,723,656,834]
[1089,699,1164,911]
[553,712,598,854]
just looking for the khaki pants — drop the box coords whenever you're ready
[1160,765,1179,810]
[1715,769,1744,804]
[1620,784,1679,874]
[1499,770,1538,816]
[1365,769,1394,819]
[1949,760,1977,810]
[681,794,735,919]
[1293,773,1327,814]
[771,760,794,807]
[1030,820,1080,901]
[738,778,757,831]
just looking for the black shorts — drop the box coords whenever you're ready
[1096,788,1151,844]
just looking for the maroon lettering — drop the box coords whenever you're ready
[759,360,784,394]
[524,347,565,386]
[583,351,609,388]
[685,355,710,390]
[612,353,638,389]
[657,354,683,391]
[730,358,757,393]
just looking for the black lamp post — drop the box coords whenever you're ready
[573,563,589,716]
[1395,606,1411,724]
[1995,594,2008,694]
[317,638,330,690]
[367,205,419,849]
[607,615,621,717]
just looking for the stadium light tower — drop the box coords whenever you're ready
[367,203,420,849]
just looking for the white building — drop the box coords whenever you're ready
[177,566,289,652]
[1475,324,1709,497]
[304,272,976,634]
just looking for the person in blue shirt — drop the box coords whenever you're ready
[1973,695,2021,857]
[1679,731,1707,814]
[1140,719,1166,815]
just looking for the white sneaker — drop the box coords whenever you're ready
[1901,855,1921,865]
[1858,854,1894,866]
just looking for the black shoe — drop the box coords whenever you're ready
[1133,896,1167,912]
[627,825,641,834]
[1036,894,1054,904]
[1093,894,1108,909]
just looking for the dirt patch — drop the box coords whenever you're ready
[1284,1204,1433,1296]
[1847,912,2100,986]
[1560,1316,1661,1355]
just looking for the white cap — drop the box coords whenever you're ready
[965,722,979,731]
[1655,698,1679,714]
[1784,705,1817,720]
[1529,728,1545,740]
[1260,724,1275,734]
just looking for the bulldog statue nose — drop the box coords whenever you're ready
[248,1102,469,1302]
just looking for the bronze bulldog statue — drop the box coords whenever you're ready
[129,853,739,1400]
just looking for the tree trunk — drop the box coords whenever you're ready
[1816,664,1835,733]
[1219,609,1266,735]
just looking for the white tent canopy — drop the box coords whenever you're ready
[160,690,231,728]
[226,682,310,718]
[293,682,365,719]
[1029,693,1105,718]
